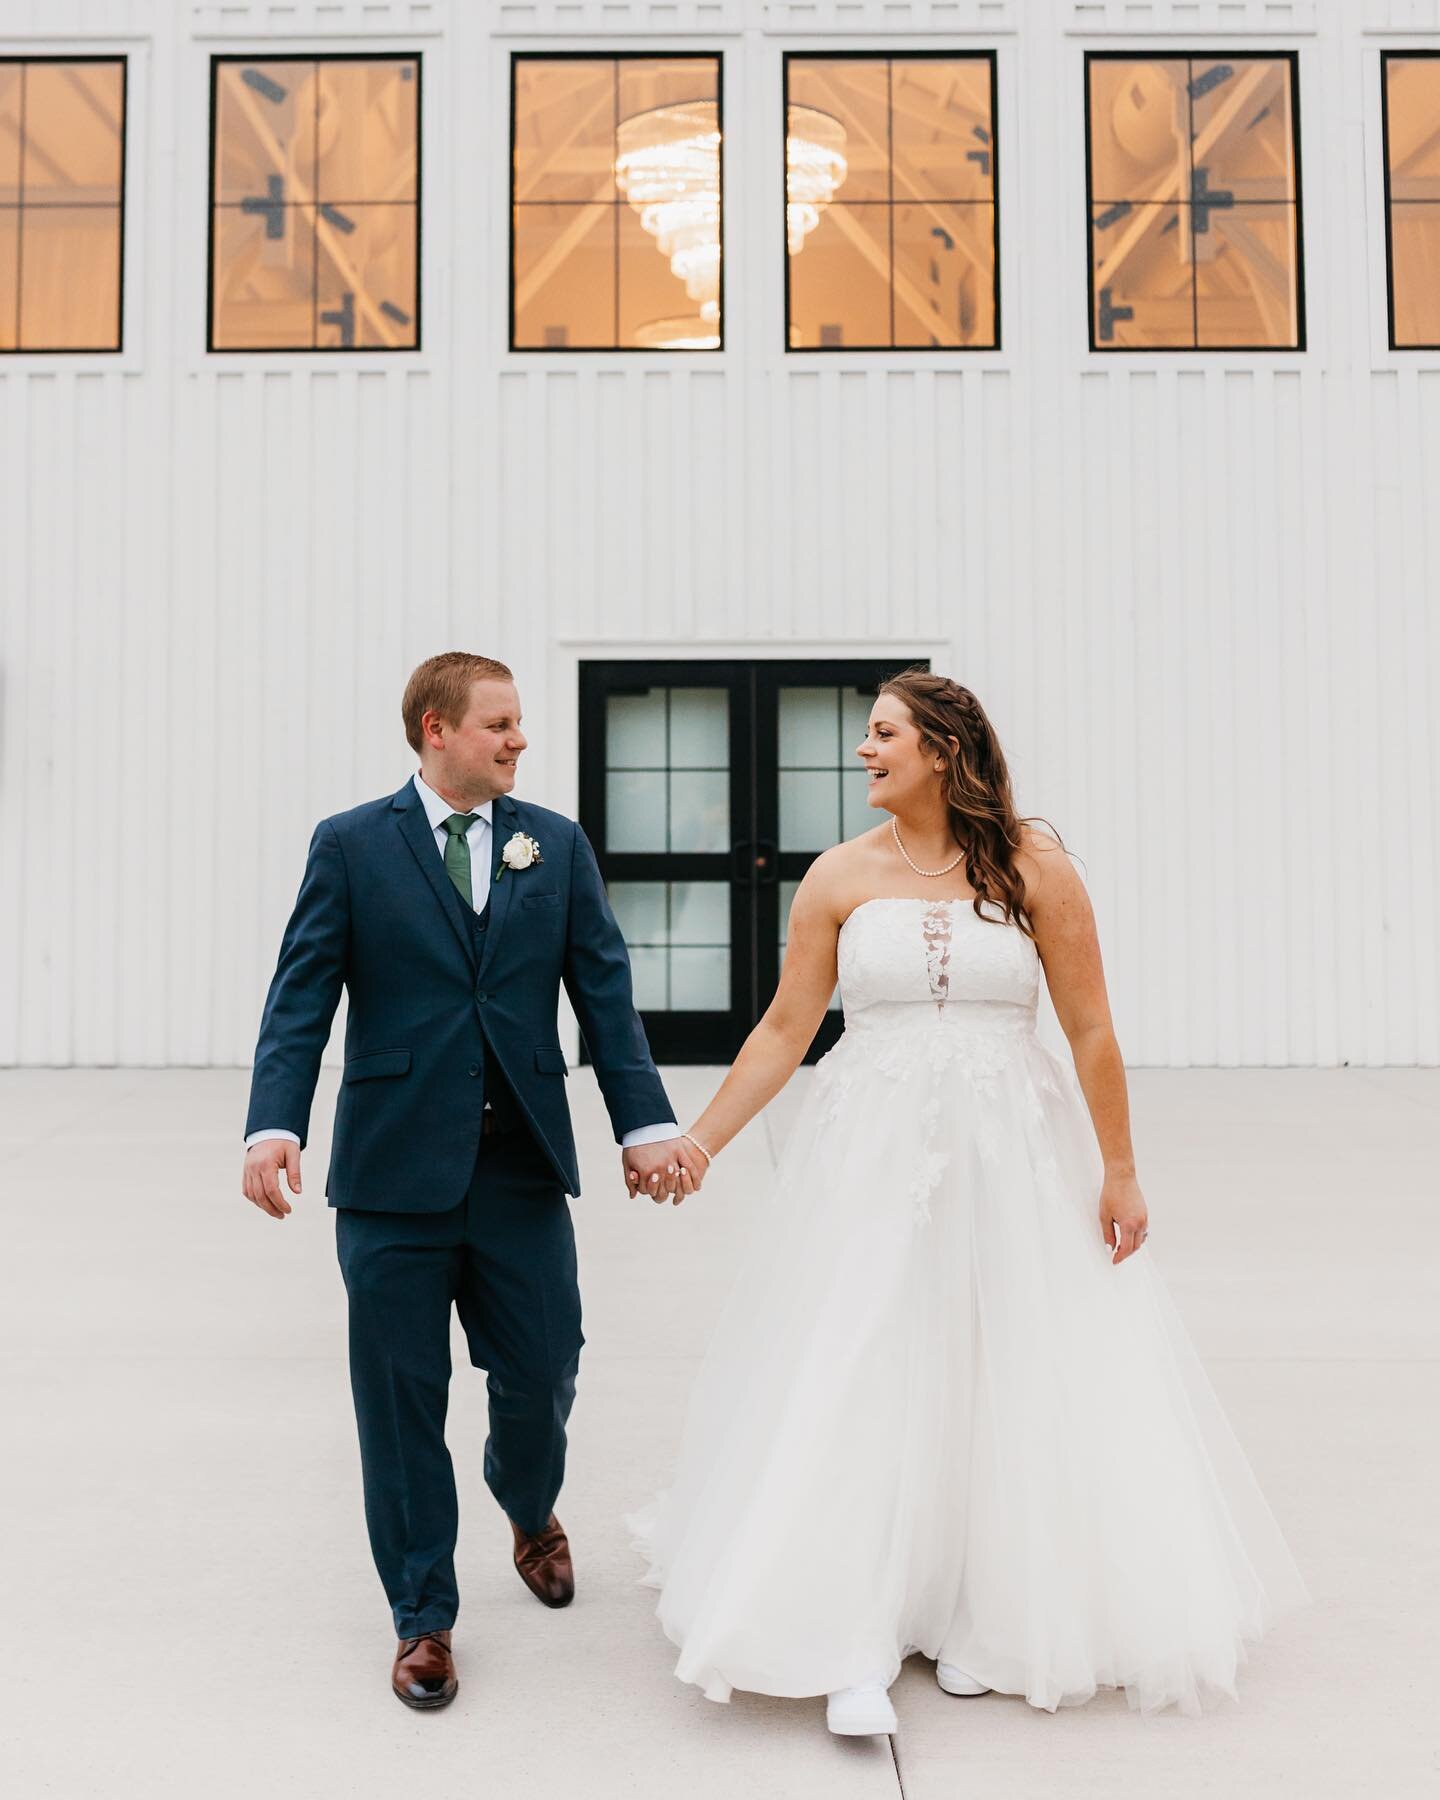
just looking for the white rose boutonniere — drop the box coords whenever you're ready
[497,831,543,881]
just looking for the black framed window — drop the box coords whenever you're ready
[511,53,724,351]
[1085,52,1305,351]
[208,54,420,352]
[0,57,126,353]
[783,51,999,352]
[1381,52,1440,350]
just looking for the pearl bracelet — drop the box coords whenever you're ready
[680,1131,713,1167]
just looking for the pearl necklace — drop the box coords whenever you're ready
[890,816,965,878]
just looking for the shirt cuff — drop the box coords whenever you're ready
[621,1122,680,1149]
[244,1129,301,1149]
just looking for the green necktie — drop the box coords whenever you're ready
[441,812,478,909]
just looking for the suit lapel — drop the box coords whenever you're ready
[393,783,478,971]
[476,794,520,984]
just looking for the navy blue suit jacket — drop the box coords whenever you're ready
[244,781,674,1210]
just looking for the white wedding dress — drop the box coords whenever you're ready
[629,895,1310,1718]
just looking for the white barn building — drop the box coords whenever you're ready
[1,0,1436,1070]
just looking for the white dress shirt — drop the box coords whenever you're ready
[245,770,677,1150]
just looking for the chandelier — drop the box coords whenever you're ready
[613,100,850,341]
[786,106,848,254]
[615,101,723,327]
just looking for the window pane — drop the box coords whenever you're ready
[606,690,666,768]
[1386,59,1440,203]
[512,201,616,348]
[1087,59,1189,203]
[787,60,889,203]
[316,59,417,204]
[668,688,728,768]
[608,880,668,944]
[314,203,417,348]
[780,770,841,852]
[669,946,729,1011]
[779,687,839,767]
[1190,58,1295,204]
[214,61,315,205]
[1194,202,1299,348]
[1391,203,1440,347]
[1091,202,1194,348]
[0,208,16,348]
[514,60,616,205]
[23,62,124,203]
[788,203,890,349]
[668,771,728,853]
[670,881,730,946]
[891,59,993,201]
[211,201,316,349]
[19,205,120,348]
[0,67,20,203]
[893,201,996,348]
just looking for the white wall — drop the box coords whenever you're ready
[0,0,1436,1068]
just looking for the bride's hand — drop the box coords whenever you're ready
[1099,1173,1148,1265]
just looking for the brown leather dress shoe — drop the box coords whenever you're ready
[511,1513,575,1608]
[391,1628,458,1710]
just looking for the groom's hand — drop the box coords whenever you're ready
[243,1139,302,1219]
[624,1138,703,1206]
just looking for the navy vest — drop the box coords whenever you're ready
[469,896,525,1133]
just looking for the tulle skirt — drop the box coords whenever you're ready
[627,1009,1311,1717]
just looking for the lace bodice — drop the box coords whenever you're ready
[836,895,1040,1022]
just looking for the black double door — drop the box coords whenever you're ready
[579,658,918,1064]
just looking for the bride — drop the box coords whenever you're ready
[628,667,1310,1736]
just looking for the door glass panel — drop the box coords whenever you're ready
[779,770,840,851]
[669,770,729,853]
[841,686,874,750]
[606,690,667,767]
[627,945,667,1010]
[670,880,730,944]
[608,879,667,944]
[779,686,840,766]
[842,773,873,840]
[670,947,729,1010]
[606,771,667,852]
[609,880,730,1012]
[668,687,729,767]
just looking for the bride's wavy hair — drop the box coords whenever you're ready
[876,666,1069,940]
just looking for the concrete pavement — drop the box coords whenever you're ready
[1,1065,1436,1799]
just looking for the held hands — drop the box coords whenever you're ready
[243,1139,302,1219]
[1099,1171,1149,1265]
[624,1136,709,1206]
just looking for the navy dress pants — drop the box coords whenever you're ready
[334,1123,584,1638]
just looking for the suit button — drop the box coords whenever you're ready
[476,991,489,1003]
[467,1063,480,1077]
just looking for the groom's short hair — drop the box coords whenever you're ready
[402,652,515,753]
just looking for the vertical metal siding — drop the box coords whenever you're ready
[0,0,1435,1067]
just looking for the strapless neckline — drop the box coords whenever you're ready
[840,894,985,936]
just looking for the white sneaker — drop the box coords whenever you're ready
[826,1681,898,1736]
[936,1662,991,1697]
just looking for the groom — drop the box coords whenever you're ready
[241,652,704,1709]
